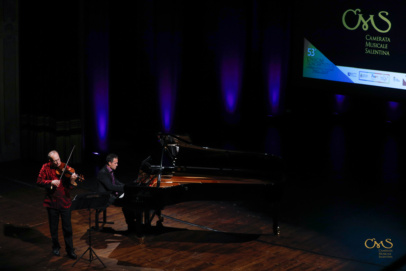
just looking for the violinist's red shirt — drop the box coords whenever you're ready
[37,162,74,209]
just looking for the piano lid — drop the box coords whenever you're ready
[140,133,285,183]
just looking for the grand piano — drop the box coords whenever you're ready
[122,133,286,235]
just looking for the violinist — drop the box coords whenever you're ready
[36,150,78,260]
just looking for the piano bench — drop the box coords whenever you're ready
[95,208,114,231]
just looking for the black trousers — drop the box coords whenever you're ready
[46,207,74,252]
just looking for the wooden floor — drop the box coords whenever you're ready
[0,162,405,271]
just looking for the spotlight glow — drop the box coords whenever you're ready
[93,83,109,151]
[217,7,245,120]
[88,30,109,152]
[159,67,176,133]
[388,101,399,110]
[268,61,281,115]
[387,101,401,122]
[157,31,180,133]
[334,94,346,114]
[221,56,241,114]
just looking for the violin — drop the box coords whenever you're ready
[55,162,85,186]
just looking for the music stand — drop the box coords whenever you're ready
[71,192,110,268]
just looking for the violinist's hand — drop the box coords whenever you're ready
[70,173,78,186]
[70,173,78,181]
[51,179,61,187]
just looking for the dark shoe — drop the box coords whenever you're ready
[67,251,77,260]
[52,248,60,256]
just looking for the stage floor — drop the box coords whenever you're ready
[0,161,405,271]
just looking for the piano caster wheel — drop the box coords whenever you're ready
[156,218,164,228]
[273,226,280,236]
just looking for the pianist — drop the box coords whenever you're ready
[97,153,137,232]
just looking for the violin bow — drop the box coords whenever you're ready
[58,145,76,181]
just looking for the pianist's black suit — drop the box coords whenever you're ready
[97,165,137,231]
[97,165,125,204]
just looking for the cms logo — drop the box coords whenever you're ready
[364,238,393,249]
[342,9,391,33]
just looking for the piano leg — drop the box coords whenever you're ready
[142,209,165,228]
[143,209,151,227]
[155,210,164,228]
[272,202,280,236]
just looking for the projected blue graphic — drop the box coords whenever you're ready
[303,38,406,90]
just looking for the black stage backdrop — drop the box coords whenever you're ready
[19,0,292,158]
[16,0,406,190]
